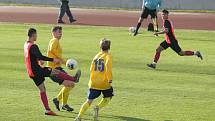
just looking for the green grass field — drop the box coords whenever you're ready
[0,23,214,121]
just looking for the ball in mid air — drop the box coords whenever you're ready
[66,59,78,70]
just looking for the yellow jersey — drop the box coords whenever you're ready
[88,51,112,90]
[47,37,65,69]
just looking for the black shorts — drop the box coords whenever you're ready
[49,67,65,85]
[30,67,52,86]
[160,40,182,54]
[88,87,114,100]
[141,7,157,19]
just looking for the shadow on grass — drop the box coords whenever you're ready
[99,115,150,121]
[56,112,173,121]
[145,63,215,76]
[115,116,151,121]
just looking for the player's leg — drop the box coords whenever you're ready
[37,82,57,116]
[75,89,101,120]
[151,10,159,32]
[52,85,74,111]
[61,86,74,111]
[58,1,67,23]
[178,50,203,60]
[51,67,75,111]
[51,68,81,84]
[171,42,203,60]
[133,7,148,36]
[65,2,76,23]
[147,41,167,69]
[94,87,114,121]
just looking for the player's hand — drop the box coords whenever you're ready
[38,60,45,65]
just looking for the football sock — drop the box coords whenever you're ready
[62,87,72,105]
[57,88,63,102]
[40,92,50,110]
[154,51,161,63]
[78,102,90,118]
[135,22,142,33]
[97,98,111,109]
[152,62,157,65]
[55,72,75,82]
[184,51,194,56]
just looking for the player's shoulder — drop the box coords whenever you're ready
[105,53,112,59]
[51,38,59,42]
[49,38,59,45]
[31,44,38,48]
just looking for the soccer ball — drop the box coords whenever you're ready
[66,59,78,70]
[129,27,136,33]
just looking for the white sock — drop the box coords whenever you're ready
[152,62,157,65]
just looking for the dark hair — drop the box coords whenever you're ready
[162,9,169,14]
[28,28,37,38]
[100,38,111,51]
[52,26,62,32]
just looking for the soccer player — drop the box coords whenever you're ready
[133,0,162,36]
[58,0,76,24]
[75,39,113,121]
[47,26,78,112]
[24,28,81,115]
[147,9,203,69]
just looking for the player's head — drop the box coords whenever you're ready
[100,38,111,51]
[28,28,37,41]
[162,9,169,20]
[52,26,62,39]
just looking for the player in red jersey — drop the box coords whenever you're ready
[24,28,81,115]
[147,10,203,69]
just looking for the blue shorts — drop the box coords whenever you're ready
[49,67,66,85]
[88,87,114,100]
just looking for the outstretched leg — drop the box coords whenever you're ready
[147,45,165,69]
[178,50,203,60]
[133,17,144,36]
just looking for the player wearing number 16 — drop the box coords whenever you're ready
[75,39,113,121]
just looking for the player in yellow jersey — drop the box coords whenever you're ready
[47,26,80,112]
[75,39,113,121]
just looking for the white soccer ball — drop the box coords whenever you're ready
[66,59,78,70]
[129,27,136,33]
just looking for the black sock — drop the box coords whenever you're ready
[135,22,142,33]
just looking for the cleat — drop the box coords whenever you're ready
[57,20,65,24]
[45,110,57,116]
[74,117,81,121]
[133,31,138,36]
[147,63,156,69]
[93,106,99,121]
[62,104,74,112]
[53,98,60,111]
[196,51,203,60]
[69,19,77,23]
[74,69,81,83]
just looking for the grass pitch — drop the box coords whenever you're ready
[0,23,214,121]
